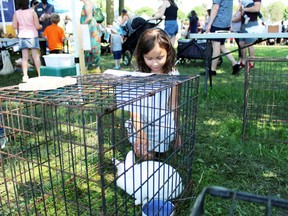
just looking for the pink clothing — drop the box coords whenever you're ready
[15,9,38,38]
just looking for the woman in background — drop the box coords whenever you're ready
[80,0,102,73]
[188,10,199,34]
[118,9,129,37]
[150,0,179,47]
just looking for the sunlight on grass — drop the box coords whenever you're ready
[262,171,277,178]
[204,119,220,126]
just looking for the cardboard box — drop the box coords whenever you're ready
[267,25,280,33]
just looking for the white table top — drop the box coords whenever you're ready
[188,32,287,39]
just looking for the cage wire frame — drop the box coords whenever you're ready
[0,73,199,215]
[242,57,288,144]
[190,186,288,216]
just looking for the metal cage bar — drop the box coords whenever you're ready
[242,57,288,144]
[0,74,199,215]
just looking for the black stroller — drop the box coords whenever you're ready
[177,38,223,66]
[122,16,162,66]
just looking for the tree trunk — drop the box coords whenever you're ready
[119,0,124,16]
[106,0,114,25]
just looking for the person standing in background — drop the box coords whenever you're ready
[118,9,129,37]
[231,2,242,65]
[34,0,55,65]
[30,0,39,9]
[239,0,262,70]
[202,9,211,33]
[12,0,42,82]
[150,0,179,47]
[110,25,123,70]
[205,0,241,76]
[188,10,199,35]
[80,0,102,73]
[42,13,65,54]
[64,15,73,37]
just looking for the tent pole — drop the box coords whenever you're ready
[0,0,6,34]
[71,0,80,75]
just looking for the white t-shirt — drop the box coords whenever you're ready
[117,70,179,152]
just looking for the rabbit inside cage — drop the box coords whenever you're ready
[0,74,199,215]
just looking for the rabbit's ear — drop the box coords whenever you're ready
[125,150,135,166]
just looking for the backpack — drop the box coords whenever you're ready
[94,8,105,23]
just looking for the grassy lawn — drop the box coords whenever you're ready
[1,44,288,214]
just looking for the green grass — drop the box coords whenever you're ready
[1,44,288,215]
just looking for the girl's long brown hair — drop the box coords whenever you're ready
[134,28,176,74]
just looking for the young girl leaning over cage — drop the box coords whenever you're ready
[125,28,182,160]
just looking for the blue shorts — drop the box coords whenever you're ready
[210,26,230,45]
[165,20,178,37]
[113,50,122,60]
[239,21,258,44]
[19,38,40,50]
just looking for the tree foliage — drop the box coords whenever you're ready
[262,1,286,23]
[134,7,155,17]
[284,7,288,21]
[177,9,187,21]
[193,5,207,18]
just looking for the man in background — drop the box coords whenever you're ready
[205,0,241,75]
[34,0,55,65]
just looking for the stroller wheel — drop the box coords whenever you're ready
[122,50,132,66]
[185,59,191,64]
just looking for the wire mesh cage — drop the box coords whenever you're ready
[242,57,288,144]
[190,186,288,216]
[0,73,199,215]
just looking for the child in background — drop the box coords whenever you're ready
[241,0,265,24]
[125,28,181,159]
[110,25,123,70]
[12,0,42,82]
[42,13,65,53]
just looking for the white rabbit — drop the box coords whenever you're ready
[113,150,184,205]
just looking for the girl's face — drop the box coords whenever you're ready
[143,43,167,74]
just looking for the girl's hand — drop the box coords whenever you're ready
[134,135,153,160]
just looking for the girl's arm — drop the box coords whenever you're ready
[232,11,242,23]
[243,2,261,13]
[170,85,182,148]
[33,11,42,30]
[206,3,219,33]
[150,1,169,20]
[12,13,18,29]
[130,112,150,159]
[83,4,93,24]
[110,35,113,53]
